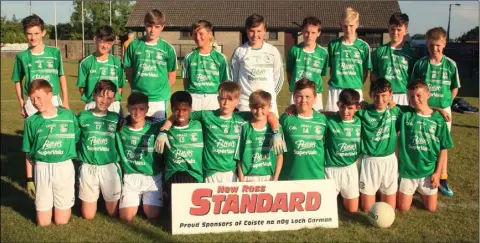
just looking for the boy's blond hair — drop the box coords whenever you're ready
[341,7,359,24]
[218,81,241,98]
[28,79,52,95]
[249,90,272,109]
[426,27,447,41]
[144,9,165,26]
[407,79,429,92]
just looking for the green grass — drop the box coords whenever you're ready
[1,56,479,242]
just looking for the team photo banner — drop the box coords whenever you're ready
[171,180,339,235]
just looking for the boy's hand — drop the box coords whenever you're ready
[154,131,170,153]
[271,133,284,155]
[62,103,70,109]
[438,109,452,122]
[20,105,27,118]
[285,104,296,116]
[388,100,397,109]
[27,181,35,199]
[431,173,440,188]
[359,101,368,109]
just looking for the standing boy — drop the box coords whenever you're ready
[231,14,284,117]
[23,79,79,226]
[286,16,329,111]
[12,14,69,118]
[183,20,231,111]
[235,90,284,182]
[77,25,125,114]
[325,7,371,112]
[123,9,177,119]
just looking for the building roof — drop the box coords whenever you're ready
[126,0,401,31]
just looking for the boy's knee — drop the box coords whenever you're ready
[397,205,410,212]
[426,206,437,212]
[120,214,135,222]
[54,217,70,225]
[37,220,51,227]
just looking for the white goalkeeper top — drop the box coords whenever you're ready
[231,42,284,107]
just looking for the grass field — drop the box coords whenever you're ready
[1,56,478,242]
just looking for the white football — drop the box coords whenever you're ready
[367,202,395,228]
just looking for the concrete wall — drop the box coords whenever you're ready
[214,31,241,59]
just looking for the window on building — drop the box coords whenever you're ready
[269,31,278,40]
[318,32,337,46]
[358,32,382,47]
[180,30,190,39]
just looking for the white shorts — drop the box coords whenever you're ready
[392,93,409,106]
[190,93,219,111]
[359,153,398,195]
[325,163,360,199]
[34,160,75,211]
[244,175,272,182]
[85,101,122,115]
[325,87,364,112]
[204,171,238,183]
[399,176,438,196]
[119,173,163,208]
[238,101,279,118]
[290,93,323,111]
[78,163,122,203]
[25,95,62,117]
[125,101,167,120]
[443,106,452,131]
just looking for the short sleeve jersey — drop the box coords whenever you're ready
[22,108,79,163]
[163,120,204,183]
[286,43,329,93]
[12,46,65,96]
[328,38,371,89]
[324,115,361,167]
[182,48,231,94]
[123,38,177,101]
[279,112,327,180]
[410,56,461,108]
[397,111,454,178]
[77,110,120,165]
[76,54,125,102]
[371,43,417,93]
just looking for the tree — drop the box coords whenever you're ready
[411,34,426,40]
[456,26,479,43]
[0,14,26,44]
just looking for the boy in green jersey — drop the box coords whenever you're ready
[235,90,284,182]
[12,14,69,118]
[161,91,204,208]
[286,16,329,111]
[123,9,177,120]
[22,79,80,226]
[371,13,417,106]
[183,20,231,111]
[396,80,453,212]
[77,80,122,220]
[324,89,361,213]
[117,92,163,222]
[77,26,125,115]
[411,27,460,196]
[280,79,327,180]
[325,7,371,112]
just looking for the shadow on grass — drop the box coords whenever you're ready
[452,123,479,129]
[335,195,371,226]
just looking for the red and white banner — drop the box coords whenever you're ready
[171,180,339,235]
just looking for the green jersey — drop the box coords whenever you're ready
[182,48,231,94]
[22,108,79,163]
[286,43,329,92]
[77,54,125,102]
[279,112,326,180]
[371,43,417,93]
[116,121,161,176]
[162,120,204,183]
[123,38,177,101]
[411,56,461,108]
[325,114,361,167]
[190,110,251,178]
[397,111,454,178]
[11,46,65,96]
[328,38,371,89]
[356,105,412,156]
[234,123,280,176]
[77,110,120,165]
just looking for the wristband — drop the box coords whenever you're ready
[26,177,33,182]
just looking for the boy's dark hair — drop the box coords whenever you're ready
[93,80,117,95]
[144,9,166,26]
[302,16,322,32]
[28,79,52,95]
[170,91,192,109]
[249,90,272,109]
[407,79,429,92]
[22,14,45,32]
[338,89,360,106]
[389,12,409,27]
[293,78,317,96]
[245,14,265,29]
[127,92,149,106]
[370,78,393,94]
[191,20,213,34]
[95,25,115,42]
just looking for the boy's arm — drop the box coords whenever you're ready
[431,107,451,122]
[123,43,134,87]
[285,47,295,87]
[12,56,26,118]
[167,45,178,87]
[15,82,26,118]
[168,71,176,86]
[363,44,372,84]
[231,50,240,82]
[273,49,285,95]
[59,75,69,109]
[272,154,283,181]
[370,49,378,82]
[236,160,245,182]
[451,88,459,100]
[431,149,447,188]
